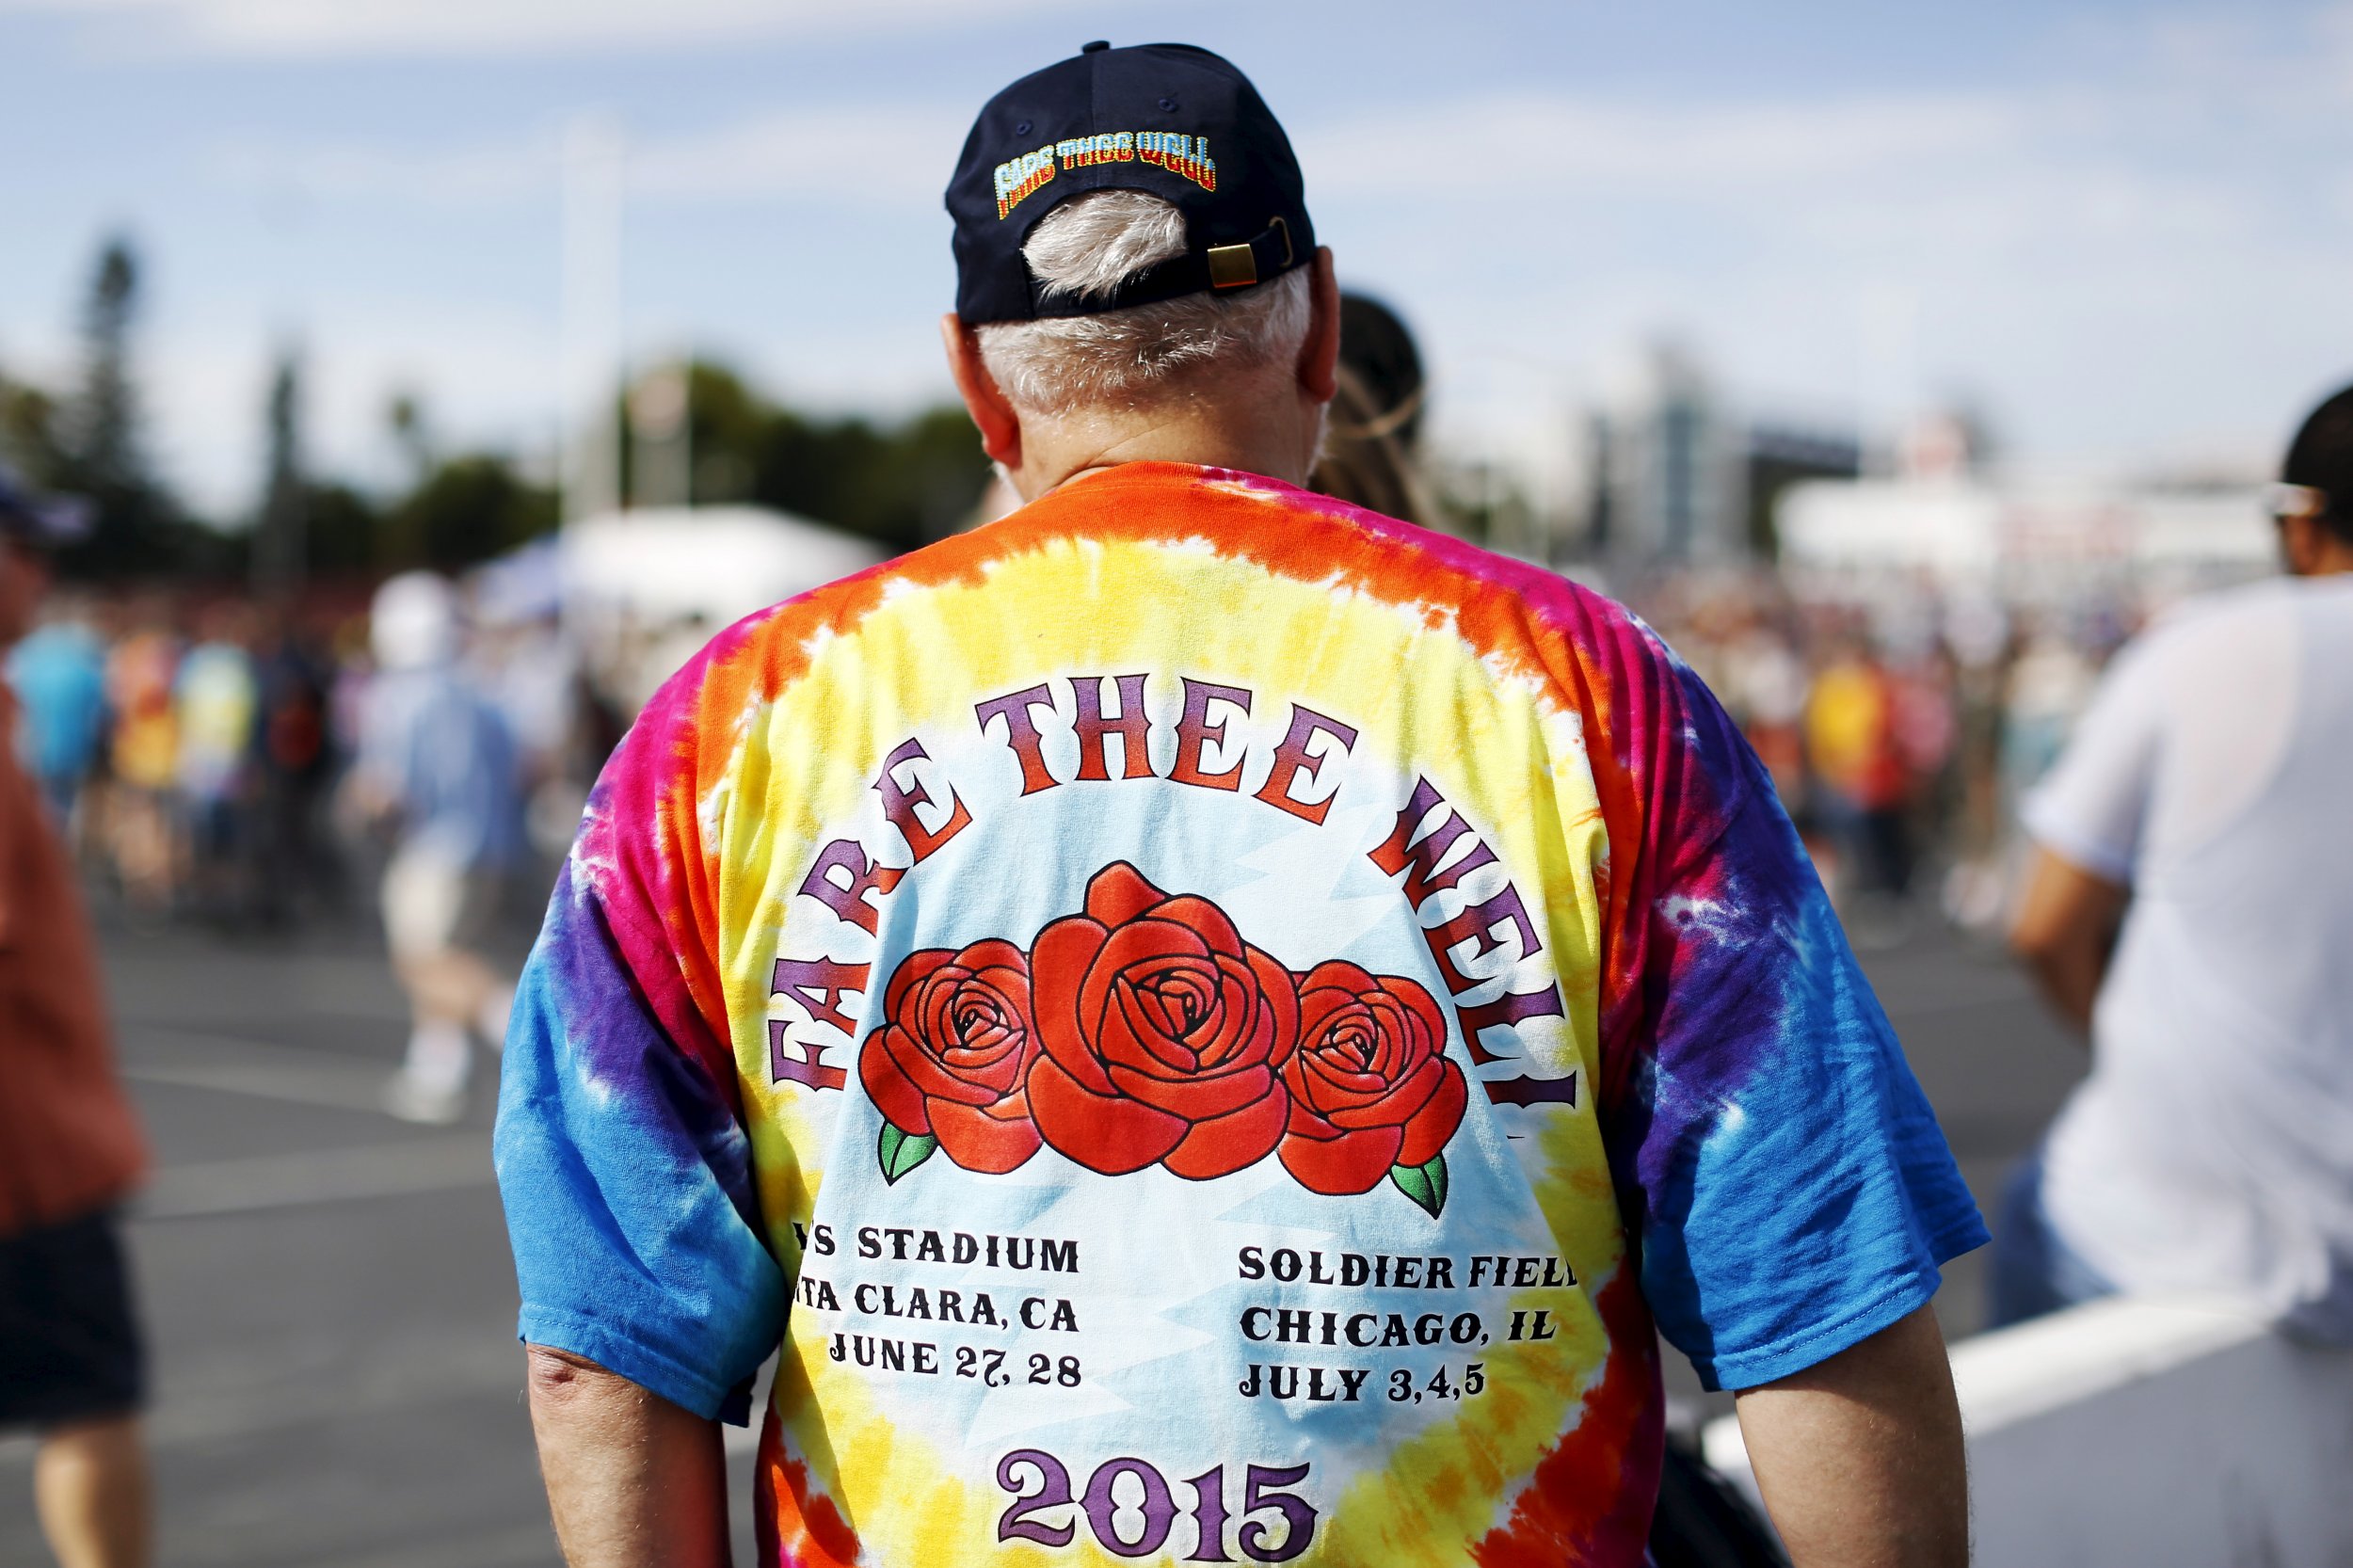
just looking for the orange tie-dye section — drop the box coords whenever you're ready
[622,463,1694,1081]
[578,463,1726,1565]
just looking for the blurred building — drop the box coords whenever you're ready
[1568,341,1859,571]
[1777,460,2272,614]
[1583,342,1747,567]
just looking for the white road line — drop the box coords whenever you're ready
[119,1020,391,1070]
[135,1133,493,1220]
[312,1525,559,1568]
[115,1021,399,1113]
[119,1060,392,1115]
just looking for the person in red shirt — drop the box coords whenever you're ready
[0,466,153,1568]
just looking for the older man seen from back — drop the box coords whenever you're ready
[496,41,1980,1568]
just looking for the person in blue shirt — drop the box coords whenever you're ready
[346,571,525,1125]
[7,607,107,825]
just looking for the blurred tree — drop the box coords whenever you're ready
[681,360,762,504]
[745,402,988,552]
[883,406,1001,542]
[0,373,70,486]
[254,345,307,598]
[52,236,190,578]
[1436,459,1527,552]
[378,453,557,573]
[301,482,381,577]
[71,241,140,481]
[13,308,984,583]
[387,390,432,482]
[620,360,988,552]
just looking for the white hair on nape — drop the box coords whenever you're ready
[976,189,1311,416]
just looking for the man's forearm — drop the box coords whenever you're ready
[1732,1304,1968,1568]
[525,1346,732,1568]
[2009,845,2128,1038]
[2017,933,2106,1036]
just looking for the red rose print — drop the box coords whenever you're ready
[1277,961,1466,1210]
[859,938,1043,1178]
[1029,863,1300,1180]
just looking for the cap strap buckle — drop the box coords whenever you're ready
[1028,216,1300,316]
[1206,242,1257,290]
[1207,216,1292,290]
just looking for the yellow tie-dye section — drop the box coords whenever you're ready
[702,528,1625,1564]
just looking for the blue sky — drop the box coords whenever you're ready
[2,0,2348,517]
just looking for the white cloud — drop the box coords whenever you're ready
[204,106,967,209]
[0,0,1084,56]
[1281,19,2353,472]
[202,137,554,208]
[1300,92,2024,196]
[629,108,966,204]
[119,306,559,517]
[24,0,2353,510]
[174,25,2353,490]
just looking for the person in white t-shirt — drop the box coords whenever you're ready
[2003,383,2353,1337]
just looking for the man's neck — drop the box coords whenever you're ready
[1009,387,1319,503]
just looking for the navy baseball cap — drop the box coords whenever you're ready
[947,41,1316,326]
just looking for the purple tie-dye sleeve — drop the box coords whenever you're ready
[1597,655,1986,1393]
[492,661,786,1424]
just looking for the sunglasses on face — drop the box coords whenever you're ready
[2265,483,2330,526]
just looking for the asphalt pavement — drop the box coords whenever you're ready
[0,904,2085,1565]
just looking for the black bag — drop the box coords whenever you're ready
[1647,1433,1790,1568]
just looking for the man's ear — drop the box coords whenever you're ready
[1296,248,1341,406]
[941,313,1023,471]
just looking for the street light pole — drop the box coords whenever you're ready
[561,114,626,522]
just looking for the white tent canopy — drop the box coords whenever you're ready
[561,504,888,629]
[529,504,890,712]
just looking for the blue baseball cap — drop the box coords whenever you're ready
[0,463,88,549]
[946,41,1316,326]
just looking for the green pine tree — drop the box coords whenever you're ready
[55,236,186,577]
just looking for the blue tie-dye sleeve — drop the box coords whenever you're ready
[493,859,787,1423]
[1613,728,1987,1393]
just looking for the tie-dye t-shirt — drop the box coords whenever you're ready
[494,462,1983,1567]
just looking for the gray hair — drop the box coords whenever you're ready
[977,190,1311,416]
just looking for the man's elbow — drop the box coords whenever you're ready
[2009,916,2105,1026]
[2009,846,2127,983]
[526,1345,640,1423]
[2007,888,2095,982]
[2006,917,2067,976]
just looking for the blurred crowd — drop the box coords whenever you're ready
[2,581,620,936]
[2,291,2172,970]
[1637,568,2137,943]
[5,568,2146,944]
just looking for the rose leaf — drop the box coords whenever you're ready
[1387,1152,1449,1220]
[878,1123,940,1185]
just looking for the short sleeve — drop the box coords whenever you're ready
[2020,639,2168,884]
[351,678,411,803]
[492,656,788,1421]
[1602,680,1986,1392]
